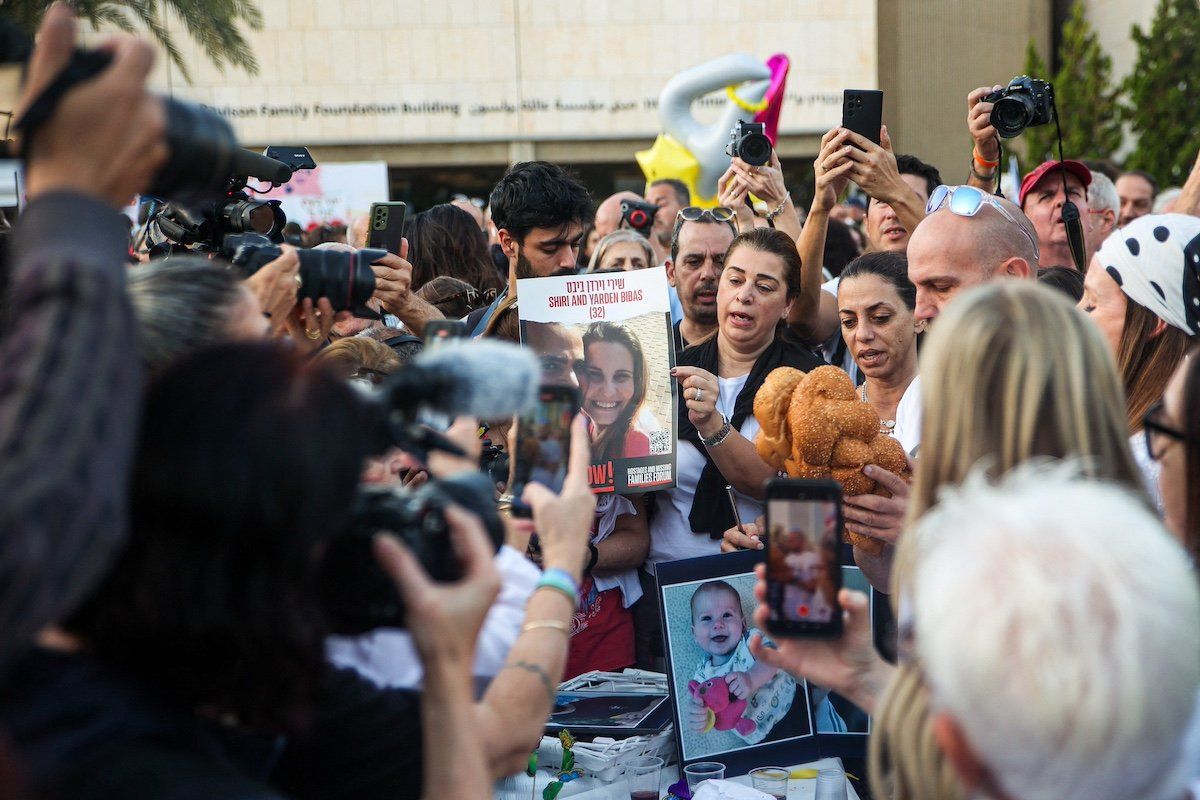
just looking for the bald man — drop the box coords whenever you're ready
[907,188,1039,323]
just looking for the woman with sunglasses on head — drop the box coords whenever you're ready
[1079,214,1200,511]
[1148,349,1200,563]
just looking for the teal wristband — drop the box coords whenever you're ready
[537,568,579,606]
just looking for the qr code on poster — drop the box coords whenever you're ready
[649,430,671,455]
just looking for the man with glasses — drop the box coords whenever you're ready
[907,185,1039,323]
[665,206,737,350]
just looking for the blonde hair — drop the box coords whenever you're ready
[874,282,1147,800]
[906,281,1142,527]
[587,229,656,272]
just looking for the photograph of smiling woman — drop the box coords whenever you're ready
[581,322,651,462]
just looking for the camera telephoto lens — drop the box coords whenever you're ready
[148,97,239,203]
[738,132,773,166]
[991,95,1035,138]
[220,198,285,236]
[296,248,381,313]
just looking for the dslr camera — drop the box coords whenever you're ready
[620,199,658,237]
[985,76,1054,139]
[726,120,772,166]
[223,233,381,316]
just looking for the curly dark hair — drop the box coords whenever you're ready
[404,203,503,292]
[64,343,376,733]
[488,161,593,243]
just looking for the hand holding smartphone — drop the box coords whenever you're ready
[764,479,844,638]
[509,385,579,518]
[842,89,883,147]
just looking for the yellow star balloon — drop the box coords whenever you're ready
[635,133,720,209]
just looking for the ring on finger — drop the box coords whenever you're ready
[294,274,303,289]
[304,328,321,340]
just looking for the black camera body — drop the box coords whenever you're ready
[223,233,381,316]
[726,120,772,166]
[318,472,504,635]
[620,199,658,237]
[985,76,1054,139]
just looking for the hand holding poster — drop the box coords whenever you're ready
[518,266,677,493]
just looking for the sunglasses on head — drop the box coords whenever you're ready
[451,193,486,209]
[677,206,736,223]
[926,185,1041,261]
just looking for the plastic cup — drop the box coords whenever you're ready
[627,756,663,800]
[750,766,789,799]
[683,761,725,790]
[813,767,847,800]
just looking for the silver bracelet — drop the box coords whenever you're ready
[766,191,792,220]
[701,414,733,448]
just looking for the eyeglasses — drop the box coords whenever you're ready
[429,287,497,310]
[677,206,736,223]
[926,185,1041,261]
[1142,400,1189,462]
[451,193,486,209]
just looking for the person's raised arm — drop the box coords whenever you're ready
[788,128,850,344]
[730,151,801,242]
[0,5,167,671]
[472,416,595,777]
[374,506,500,800]
[842,126,925,236]
[370,238,445,337]
[1174,146,1200,218]
[965,85,1004,192]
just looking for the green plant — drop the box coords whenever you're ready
[1123,0,1200,185]
[4,0,262,82]
[1019,1,1123,166]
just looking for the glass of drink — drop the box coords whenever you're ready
[683,761,725,791]
[749,766,789,799]
[627,756,663,800]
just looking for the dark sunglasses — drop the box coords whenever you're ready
[430,287,497,310]
[1142,400,1189,462]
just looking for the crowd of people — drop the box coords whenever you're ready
[1,6,1198,800]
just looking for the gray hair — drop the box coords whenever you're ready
[910,464,1200,800]
[587,229,656,272]
[127,256,243,374]
[1087,172,1120,218]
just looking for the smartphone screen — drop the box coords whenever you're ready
[765,479,844,638]
[842,89,883,147]
[510,386,579,516]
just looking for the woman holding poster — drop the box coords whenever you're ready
[648,229,824,569]
[581,322,652,461]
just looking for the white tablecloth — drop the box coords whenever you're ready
[494,757,860,800]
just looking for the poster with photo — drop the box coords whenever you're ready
[517,266,677,494]
[656,549,873,778]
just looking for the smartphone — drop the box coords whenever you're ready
[510,385,579,518]
[367,201,407,255]
[842,89,883,147]
[764,478,844,638]
[423,319,468,349]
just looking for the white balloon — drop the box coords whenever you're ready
[658,54,772,200]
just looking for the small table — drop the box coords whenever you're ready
[494,757,860,799]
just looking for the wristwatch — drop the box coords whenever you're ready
[701,414,733,448]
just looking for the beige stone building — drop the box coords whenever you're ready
[138,0,1149,206]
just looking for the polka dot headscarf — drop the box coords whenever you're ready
[1098,213,1200,336]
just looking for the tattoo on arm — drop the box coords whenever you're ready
[503,660,557,704]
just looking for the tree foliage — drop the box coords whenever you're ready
[5,0,262,83]
[1019,1,1123,165]
[1123,0,1200,186]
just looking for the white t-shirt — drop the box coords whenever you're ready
[648,373,764,571]
[818,277,859,380]
[892,375,922,455]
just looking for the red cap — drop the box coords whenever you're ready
[1019,160,1092,207]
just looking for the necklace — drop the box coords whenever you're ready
[860,383,897,434]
